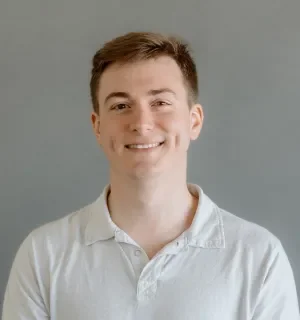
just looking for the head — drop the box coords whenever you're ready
[90,32,204,179]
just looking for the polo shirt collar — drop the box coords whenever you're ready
[84,184,225,249]
[84,185,116,245]
[185,184,225,249]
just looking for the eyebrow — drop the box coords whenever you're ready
[104,88,177,104]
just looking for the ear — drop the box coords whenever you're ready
[91,111,102,145]
[190,104,204,141]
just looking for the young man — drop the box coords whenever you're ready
[2,32,299,319]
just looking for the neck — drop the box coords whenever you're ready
[107,170,199,249]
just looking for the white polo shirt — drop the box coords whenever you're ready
[2,184,300,319]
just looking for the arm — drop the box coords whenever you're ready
[2,233,49,320]
[252,241,300,319]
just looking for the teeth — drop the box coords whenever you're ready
[127,142,161,149]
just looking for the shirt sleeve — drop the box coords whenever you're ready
[2,233,50,320]
[252,241,300,320]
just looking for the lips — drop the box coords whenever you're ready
[125,141,164,149]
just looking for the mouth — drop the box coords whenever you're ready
[125,141,164,150]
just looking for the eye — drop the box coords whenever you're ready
[153,100,170,107]
[111,103,129,111]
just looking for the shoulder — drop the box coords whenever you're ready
[30,200,94,248]
[219,207,281,250]
[214,205,295,288]
[17,199,97,263]
[216,205,287,273]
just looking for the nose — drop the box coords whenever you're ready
[128,107,154,134]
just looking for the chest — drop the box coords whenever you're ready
[48,243,253,320]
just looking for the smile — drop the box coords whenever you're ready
[125,142,164,149]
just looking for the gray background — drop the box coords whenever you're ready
[1,0,299,306]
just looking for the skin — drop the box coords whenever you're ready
[91,55,204,259]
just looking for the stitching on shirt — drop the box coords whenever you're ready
[215,207,226,248]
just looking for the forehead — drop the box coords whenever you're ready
[98,56,187,101]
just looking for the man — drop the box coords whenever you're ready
[2,32,299,319]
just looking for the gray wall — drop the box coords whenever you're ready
[1,0,300,305]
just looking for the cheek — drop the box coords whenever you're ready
[164,115,191,142]
[162,116,190,150]
[100,122,126,154]
[100,119,117,138]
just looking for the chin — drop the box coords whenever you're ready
[127,163,168,179]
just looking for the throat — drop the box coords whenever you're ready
[107,186,199,258]
[123,198,198,259]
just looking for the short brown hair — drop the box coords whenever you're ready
[90,32,199,114]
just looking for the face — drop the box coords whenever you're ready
[91,56,204,179]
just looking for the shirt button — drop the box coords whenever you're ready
[135,249,142,257]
